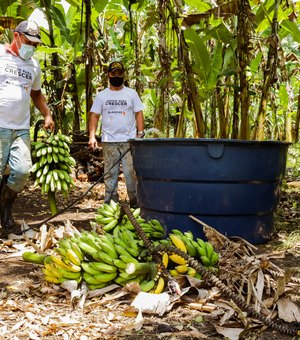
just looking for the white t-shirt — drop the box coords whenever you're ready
[0,44,41,129]
[90,86,144,142]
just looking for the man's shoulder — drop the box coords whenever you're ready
[121,86,138,95]
[122,86,135,92]
[29,56,40,68]
[95,87,109,97]
[0,44,5,55]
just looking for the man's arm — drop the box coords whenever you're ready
[135,110,144,138]
[30,89,55,131]
[88,111,100,149]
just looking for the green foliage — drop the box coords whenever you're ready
[184,28,210,84]
[1,0,300,141]
[286,143,300,179]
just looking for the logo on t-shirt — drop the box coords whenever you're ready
[5,63,33,80]
[105,99,128,115]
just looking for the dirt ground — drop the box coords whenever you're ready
[0,176,299,339]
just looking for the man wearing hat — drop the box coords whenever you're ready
[0,20,54,237]
[88,60,145,207]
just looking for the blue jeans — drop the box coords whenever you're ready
[102,142,137,203]
[0,128,32,192]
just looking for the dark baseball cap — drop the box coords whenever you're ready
[108,61,124,73]
[14,20,41,43]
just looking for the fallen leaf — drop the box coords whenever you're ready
[214,325,244,340]
[277,297,300,322]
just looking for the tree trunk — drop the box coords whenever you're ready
[154,0,169,133]
[43,2,66,133]
[237,0,252,140]
[252,0,280,140]
[294,87,300,142]
[231,73,240,139]
[70,63,81,132]
[85,0,93,130]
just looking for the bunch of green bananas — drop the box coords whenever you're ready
[195,238,219,269]
[95,200,121,232]
[67,229,157,291]
[74,231,119,289]
[95,201,166,241]
[31,133,76,196]
[139,219,166,240]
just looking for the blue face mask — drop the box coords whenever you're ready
[18,37,35,60]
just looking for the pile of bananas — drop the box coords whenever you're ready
[22,203,219,294]
[22,226,166,293]
[95,201,166,240]
[31,133,76,196]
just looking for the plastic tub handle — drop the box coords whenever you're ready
[207,143,225,159]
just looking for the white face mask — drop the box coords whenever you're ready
[18,36,35,60]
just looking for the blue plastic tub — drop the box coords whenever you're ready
[129,138,290,244]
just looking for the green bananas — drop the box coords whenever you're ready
[31,132,75,198]
[94,201,166,241]
[195,238,219,269]
[95,200,121,232]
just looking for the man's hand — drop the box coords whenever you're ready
[88,136,98,150]
[44,115,55,131]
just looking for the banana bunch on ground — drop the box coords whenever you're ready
[76,230,126,289]
[42,253,82,284]
[195,238,219,270]
[94,200,121,232]
[43,237,83,284]
[159,229,218,277]
[31,132,76,196]
[165,231,198,277]
[95,201,166,241]
[22,239,83,285]
[23,219,217,292]
[112,226,152,287]
[71,229,161,292]
[139,219,166,240]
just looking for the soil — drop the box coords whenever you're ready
[0,177,299,339]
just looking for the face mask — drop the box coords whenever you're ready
[18,37,35,60]
[109,76,124,87]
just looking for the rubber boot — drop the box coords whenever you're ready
[0,183,21,236]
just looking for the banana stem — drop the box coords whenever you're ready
[47,191,58,216]
[126,262,157,277]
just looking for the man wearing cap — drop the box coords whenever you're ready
[0,20,54,237]
[88,60,144,207]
